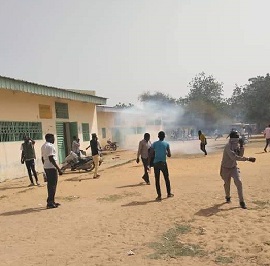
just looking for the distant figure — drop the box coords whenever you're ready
[136,133,151,185]
[198,130,207,155]
[247,125,252,138]
[263,124,270,152]
[21,134,39,186]
[240,126,246,140]
[151,131,174,201]
[190,128,194,138]
[214,129,222,141]
[220,130,256,209]
[86,133,102,178]
[41,133,63,209]
[72,136,80,157]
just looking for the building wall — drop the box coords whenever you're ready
[0,89,98,182]
[97,109,163,150]
[97,111,114,147]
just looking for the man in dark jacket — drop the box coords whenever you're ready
[21,134,39,186]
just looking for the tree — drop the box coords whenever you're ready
[114,102,134,109]
[183,72,228,129]
[229,74,270,130]
[138,91,176,104]
[187,72,224,104]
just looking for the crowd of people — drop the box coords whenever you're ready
[20,125,262,210]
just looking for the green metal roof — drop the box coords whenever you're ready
[0,76,107,105]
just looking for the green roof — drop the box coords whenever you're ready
[0,76,107,105]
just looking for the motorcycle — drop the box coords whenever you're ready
[61,151,95,172]
[104,140,118,151]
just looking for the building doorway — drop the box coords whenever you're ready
[56,122,78,163]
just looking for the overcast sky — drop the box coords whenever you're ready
[1,0,270,106]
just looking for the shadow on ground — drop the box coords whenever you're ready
[195,202,238,217]
[0,207,46,216]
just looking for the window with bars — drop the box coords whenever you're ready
[55,102,69,119]
[0,121,43,142]
[82,123,90,141]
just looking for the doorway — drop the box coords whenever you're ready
[56,122,78,163]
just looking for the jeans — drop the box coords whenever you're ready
[25,159,38,183]
[154,161,171,197]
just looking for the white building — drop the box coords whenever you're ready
[0,76,106,181]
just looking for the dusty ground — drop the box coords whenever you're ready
[1,136,270,266]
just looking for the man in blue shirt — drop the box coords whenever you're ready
[151,131,174,201]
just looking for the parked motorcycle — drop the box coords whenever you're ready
[104,140,118,151]
[61,151,95,172]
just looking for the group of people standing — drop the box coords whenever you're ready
[21,132,102,209]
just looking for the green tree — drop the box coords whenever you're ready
[138,91,176,104]
[229,74,270,129]
[114,102,134,109]
[183,72,228,129]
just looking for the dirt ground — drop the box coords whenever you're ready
[1,136,270,266]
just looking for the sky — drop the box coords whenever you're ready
[1,0,270,106]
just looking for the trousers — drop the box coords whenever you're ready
[92,154,100,177]
[220,166,244,202]
[141,157,150,183]
[45,168,58,205]
[154,161,171,197]
[25,159,38,183]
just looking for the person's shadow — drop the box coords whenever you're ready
[116,182,145,189]
[194,202,238,217]
[0,207,46,216]
[0,185,33,191]
[121,199,159,207]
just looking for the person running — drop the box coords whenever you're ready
[136,133,151,185]
[41,133,63,209]
[151,131,174,201]
[21,134,39,186]
[198,130,207,155]
[220,130,256,209]
[263,124,270,152]
[86,133,102,178]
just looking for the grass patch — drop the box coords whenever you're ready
[148,224,205,259]
[58,195,80,201]
[215,255,233,264]
[97,191,140,202]
[252,200,270,208]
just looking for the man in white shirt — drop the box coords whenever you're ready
[41,133,63,209]
[136,133,151,185]
[263,125,270,152]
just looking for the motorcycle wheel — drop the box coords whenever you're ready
[84,162,95,172]
[104,145,110,151]
[112,144,117,151]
